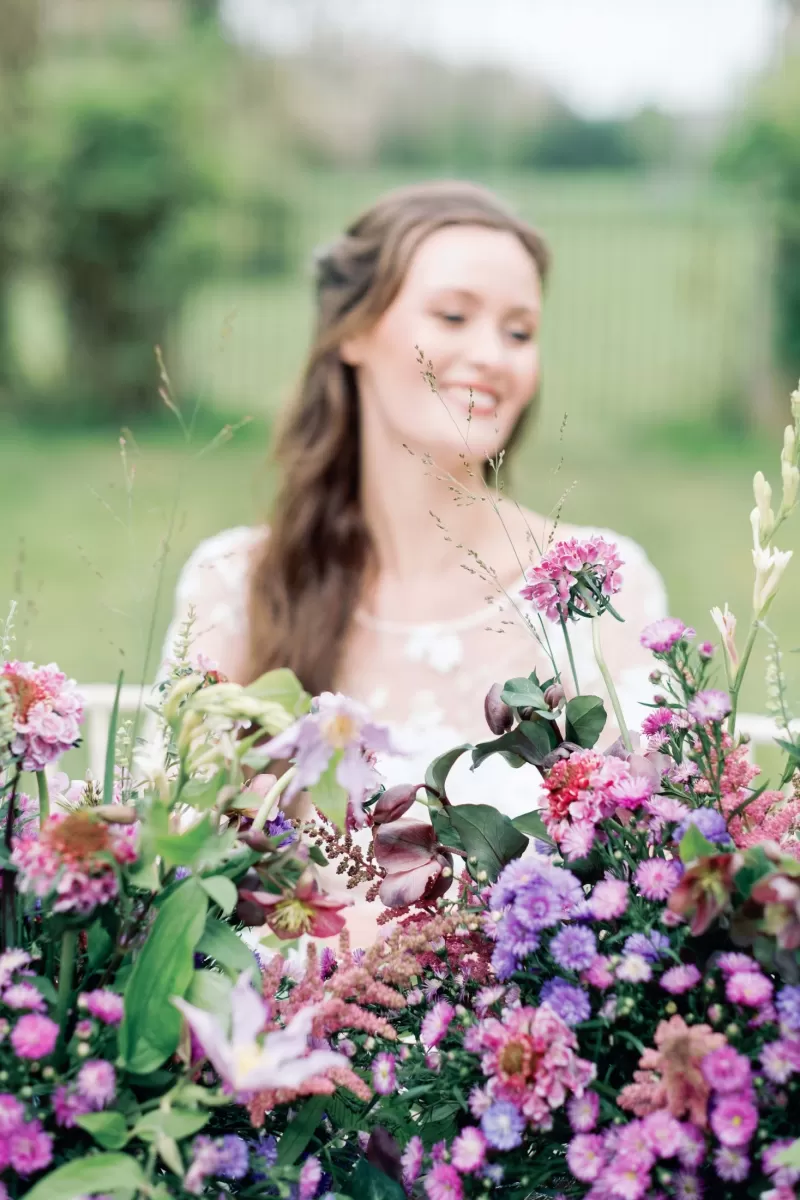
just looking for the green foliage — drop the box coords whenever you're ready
[432,803,528,882]
[564,695,607,747]
[22,1153,146,1200]
[516,112,645,171]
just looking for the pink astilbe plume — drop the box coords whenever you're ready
[724,787,800,858]
[619,1015,725,1127]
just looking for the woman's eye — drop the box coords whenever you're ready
[509,328,533,343]
[437,312,465,325]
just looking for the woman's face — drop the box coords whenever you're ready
[342,223,543,464]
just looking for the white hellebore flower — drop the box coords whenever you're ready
[172,971,346,1094]
[710,603,739,669]
[752,545,793,618]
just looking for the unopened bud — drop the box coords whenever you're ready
[781,460,800,513]
[752,471,775,545]
[372,784,420,825]
[544,683,565,710]
[484,683,513,735]
[791,382,800,423]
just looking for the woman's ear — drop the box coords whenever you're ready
[338,334,364,367]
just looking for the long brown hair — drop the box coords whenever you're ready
[248,180,550,695]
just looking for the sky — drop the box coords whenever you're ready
[222,0,785,118]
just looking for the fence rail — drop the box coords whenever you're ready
[76,683,795,782]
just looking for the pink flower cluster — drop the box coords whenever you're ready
[567,1109,707,1198]
[0,1094,53,1177]
[12,813,137,916]
[541,749,655,861]
[520,536,624,624]
[463,1004,595,1132]
[723,787,800,858]
[1,660,83,771]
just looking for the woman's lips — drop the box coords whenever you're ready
[440,384,500,417]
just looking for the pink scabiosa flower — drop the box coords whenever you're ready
[566,1133,606,1183]
[12,811,137,916]
[709,1095,758,1147]
[80,989,124,1025]
[567,1091,599,1133]
[401,1136,424,1187]
[726,970,773,1008]
[261,691,396,825]
[424,1163,463,1200]
[520,536,624,624]
[660,965,701,995]
[640,618,694,655]
[450,1127,487,1174]
[2,660,83,771]
[688,690,731,725]
[76,1059,116,1109]
[371,1052,396,1096]
[420,1001,455,1050]
[589,879,629,921]
[634,858,683,901]
[10,1012,58,1059]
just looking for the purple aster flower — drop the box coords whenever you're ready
[482,1164,504,1185]
[701,1046,751,1094]
[567,1091,599,1133]
[480,1102,525,1151]
[250,1133,278,1181]
[217,1134,250,1180]
[673,1171,703,1200]
[776,984,800,1032]
[266,812,296,849]
[623,933,669,962]
[674,808,732,847]
[713,1146,749,1182]
[76,1060,116,1109]
[640,618,694,654]
[760,1038,800,1084]
[661,965,701,995]
[550,926,597,972]
[539,979,591,1027]
[688,690,731,724]
[513,879,564,931]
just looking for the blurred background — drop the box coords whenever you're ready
[2,0,800,743]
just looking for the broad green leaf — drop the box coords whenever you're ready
[126,859,161,892]
[277,1095,328,1165]
[437,804,528,882]
[179,771,226,812]
[153,814,237,870]
[777,1139,800,1170]
[309,758,348,830]
[199,875,237,916]
[776,737,800,763]
[133,1108,209,1142]
[21,1154,146,1200]
[472,719,554,770]
[308,844,328,867]
[75,1111,128,1150]
[500,677,548,711]
[245,668,310,717]
[564,695,607,748]
[197,915,257,979]
[348,1158,406,1200]
[186,968,232,1024]
[512,809,555,845]
[678,824,719,865]
[118,879,208,1074]
[156,1134,183,1176]
[425,744,471,798]
[28,974,58,1005]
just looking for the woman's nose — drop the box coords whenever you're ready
[466,320,507,369]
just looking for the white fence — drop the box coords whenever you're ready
[76,683,796,782]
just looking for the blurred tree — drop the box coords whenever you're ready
[514,111,643,172]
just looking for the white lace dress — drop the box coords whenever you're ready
[163,523,668,944]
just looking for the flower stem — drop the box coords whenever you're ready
[251,768,297,833]
[36,771,49,824]
[727,620,759,736]
[55,929,78,1035]
[560,618,581,696]
[1,768,21,951]
[592,617,633,753]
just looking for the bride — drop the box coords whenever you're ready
[164,180,668,943]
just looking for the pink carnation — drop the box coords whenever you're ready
[726,971,773,1008]
[640,618,693,654]
[10,1013,58,1059]
[520,536,623,624]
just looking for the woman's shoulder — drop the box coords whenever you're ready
[173,525,269,604]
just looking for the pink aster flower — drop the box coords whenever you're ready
[726,971,773,1008]
[568,1091,599,1133]
[560,821,596,861]
[660,965,701,995]
[645,795,691,825]
[0,1094,25,1135]
[762,1140,800,1186]
[80,989,124,1025]
[641,618,694,654]
[424,1162,463,1200]
[642,1110,684,1159]
[8,1119,53,1176]
[77,1059,116,1108]
[450,1127,487,1174]
[402,1136,424,1187]
[52,1086,92,1128]
[2,983,46,1012]
[521,536,624,624]
[616,954,652,984]
[602,1160,650,1199]
[584,955,615,991]
[677,1123,706,1169]
[420,1001,455,1049]
[566,1133,606,1183]
[716,952,759,977]
[590,879,629,921]
[701,1046,751,1094]
[713,1145,750,1182]
[635,858,683,901]
[10,1013,58,1059]
[688,690,731,725]
[298,1156,322,1200]
[710,1095,758,1147]
[468,1085,492,1119]
[760,1039,800,1084]
[371,1052,396,1096]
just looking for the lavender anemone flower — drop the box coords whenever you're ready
[172,972,346,1094]
[261,691,397,822]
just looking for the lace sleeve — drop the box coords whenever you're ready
[161,526,266,683]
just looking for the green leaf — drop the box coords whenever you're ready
[199,875,238,916]
[472,719,555,770]
[133,1108,210,1142]
[734,845,775,902]
[678,824,718,865]
[245,668,310,717]
[512,809,555,845]
[348,1158,406,1200]
[28,974,58,1006]
[276,1095,328,1165]
[186,967,232,1021]
[75,1111,129,1150]
[196,915,257,980]
[436,804,528,882]
[500,677,548,711]
[425,744,471,798]
[776,737,800,763]
[308,844,328,867]
[179,771,226,812]
[126,859,161,892]
[118,878,208,1074]
[156,1134,183,1176]
[564,695,607,748]
[21,1154,146,1200]
[309,758,348,830]
[104,670,124,807]
[777,1138,800,1170]
[152,814,234,870]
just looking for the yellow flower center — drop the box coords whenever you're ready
[233,1043,265,1077]
[321,712,359,749]
[270,897,315,935]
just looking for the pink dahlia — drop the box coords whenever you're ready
[635,858,683,901]
[2,660,83,771]
[520,536,624,624]
[640,618,694,655]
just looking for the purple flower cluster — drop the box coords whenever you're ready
[184,1133,252,1194]
[674,807,732,847]
[487,858,585,979]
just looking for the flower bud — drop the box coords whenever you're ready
[484,683,513,735]
[372,784,420,825]
[781,460,800,513]
[791,382,800,423]
[544,683,565,710]
[752,472,775,545]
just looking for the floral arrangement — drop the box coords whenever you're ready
[2,385,800,1200]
